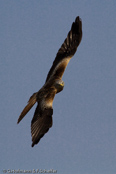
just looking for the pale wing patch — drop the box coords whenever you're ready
[58,56,72,68]
[41,97,54,108]
[50,56,72,80]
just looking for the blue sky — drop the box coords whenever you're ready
[0,0,116,174]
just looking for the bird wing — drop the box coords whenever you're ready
[31,88,56,147]
[31,104,53,147]
[45,16,82,82]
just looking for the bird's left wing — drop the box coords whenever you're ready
[45,16,82,82]
[31,104,53,147]
[31,88,56,147]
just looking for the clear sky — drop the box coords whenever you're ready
[0,0,116,174]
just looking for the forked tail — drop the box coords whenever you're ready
[17,92,37,124]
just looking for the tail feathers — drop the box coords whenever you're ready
[17,92,37,124]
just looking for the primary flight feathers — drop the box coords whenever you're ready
[17,16,82,147]
[46,16,82,82]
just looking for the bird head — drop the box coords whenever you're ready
[54,79,64,93]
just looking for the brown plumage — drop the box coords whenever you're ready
[17,16,82,147]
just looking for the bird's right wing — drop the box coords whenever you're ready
[45,16,82,82]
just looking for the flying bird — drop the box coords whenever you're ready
[17,16,82,147]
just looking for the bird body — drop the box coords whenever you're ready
[17,16,82,147]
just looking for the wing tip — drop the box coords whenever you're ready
[17,120,20,124]
[75,16,81,22]
[72,15,82,32]
[31,143,35,147]
[71,15,82,44]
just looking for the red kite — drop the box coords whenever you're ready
[17,16,82,147]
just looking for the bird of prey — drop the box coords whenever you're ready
[17,16,82,147]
